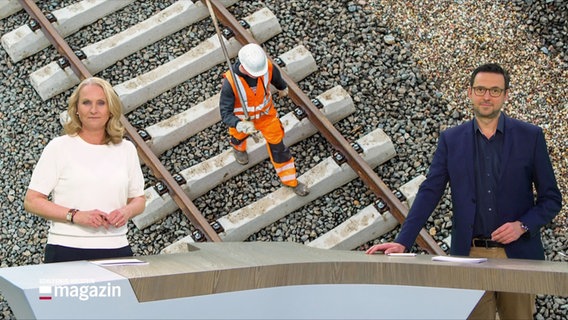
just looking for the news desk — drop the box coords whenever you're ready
[1,242,566,319]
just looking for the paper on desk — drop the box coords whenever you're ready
[90,258,149,266]
[432,256,487,263]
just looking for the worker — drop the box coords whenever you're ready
[219,43,309,196]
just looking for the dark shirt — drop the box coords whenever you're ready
[472,114,505,238]
[219,61,287,128]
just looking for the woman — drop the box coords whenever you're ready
[24,77,146,263]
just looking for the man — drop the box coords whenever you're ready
[219,43,309,196]
[366,63,562,320]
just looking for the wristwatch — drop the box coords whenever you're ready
[520,222,529,233]
[66,208,78,224]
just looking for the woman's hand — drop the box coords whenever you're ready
[106,207,130,228]
[73,210,110,229]
[106,196,146,228]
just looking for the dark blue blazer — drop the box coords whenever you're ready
[396,113,562,260]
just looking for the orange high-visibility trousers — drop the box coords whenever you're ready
[229,110,298,187]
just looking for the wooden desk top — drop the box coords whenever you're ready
[102,242,568,302]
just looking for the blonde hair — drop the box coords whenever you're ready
[64,77,124,144]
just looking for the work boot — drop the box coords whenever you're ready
[293,182,309,197]
[233,148,249,165]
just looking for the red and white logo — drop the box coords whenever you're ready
[39,286,52,300]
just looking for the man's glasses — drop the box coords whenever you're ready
[472,86,505,97]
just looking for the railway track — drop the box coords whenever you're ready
[1,0,445,254]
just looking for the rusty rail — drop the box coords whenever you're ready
[207,0,444,255]
[18,0,221,242]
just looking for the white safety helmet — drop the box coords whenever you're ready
[238,43,268,77]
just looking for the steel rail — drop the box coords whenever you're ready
[18,0,221,242]
[207,0,444,255]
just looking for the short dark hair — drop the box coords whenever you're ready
[469,63,510,89]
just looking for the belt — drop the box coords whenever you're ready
[471,238,504,248]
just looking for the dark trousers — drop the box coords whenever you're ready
[44,244,133,263]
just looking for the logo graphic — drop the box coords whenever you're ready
[38,279,121,301]
[38,286,52,300]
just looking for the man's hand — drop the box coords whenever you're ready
[491,221,526,244]
[236,121,255,134]
[278,88,288,98]
[365,242,406,255]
